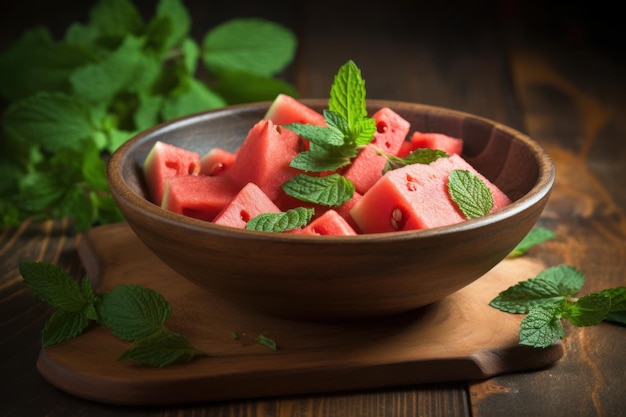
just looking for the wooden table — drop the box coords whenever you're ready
[2,1,625,416]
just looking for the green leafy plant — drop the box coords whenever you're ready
[19,261,205,367]
[492,229,626,348]
[0,0,297,231]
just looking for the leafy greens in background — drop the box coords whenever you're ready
[0,0,298,231]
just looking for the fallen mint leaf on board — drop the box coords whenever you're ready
[519,304,566,348]
[19,261,204,367]
[255,334,278,350]
[19,261,97,346]
[98,284,172,342]
[118,331,205,368]
[491,263,626,348]
[600,287,626,325]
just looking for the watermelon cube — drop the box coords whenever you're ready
[397,132,464,157]
[228,119,302,201]
[213,182,282,229]
[199,147,237,176]
[342,107,410,194]
[295,209,358,236]
[350,154,511,233]
[264,93,326,126]
[161,174,239,222]
[143,141,201,206]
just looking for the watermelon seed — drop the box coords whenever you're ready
[209,163,226,175]
[240,210,252,222]
[391,208,405,230]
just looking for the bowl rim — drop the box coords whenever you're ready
[107,99,556,244]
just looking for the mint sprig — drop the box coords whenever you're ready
[282,60,375,207]
[0,0,297,230]
[490,262,626,348]
[19,261,205,367]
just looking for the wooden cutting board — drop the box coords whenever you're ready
[36,223,563,405]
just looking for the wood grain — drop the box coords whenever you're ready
[36,223,562,405]
[2,1,625,416]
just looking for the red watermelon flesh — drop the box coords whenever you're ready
[228,119,302,202]
[264,94,326,126]
[295,209,358,236]
[332,191,363,233]
[350,154,511,233]
[213,182,282,229]
[161,174,239,222]
[342,107,410,194]
[199,147,237,176]
[397,132,464,157]
[143,141,201,206]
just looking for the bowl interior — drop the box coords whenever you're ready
[115,99,551,224]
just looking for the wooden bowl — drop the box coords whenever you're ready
[107,100,555,321]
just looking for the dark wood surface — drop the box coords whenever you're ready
[2,1,625,416]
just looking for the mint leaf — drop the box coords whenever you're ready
[382,148,448,174]
[213,69,298,105]
[118,331,205,368]
[161,77,226,120]
[202,18,297,77]
[19,261,90,312]
[601,287,626,325]
[81,278,99,321]
[0,27,96,101]
[489,265,585,314]
[447,169,494,219]
[19,261,98,346]
[181,37,200,74]
[255,335,278,350]
[323,109,376,147]
[282,174,355,207]
[2,92,97,152]
[285,122,345,147]
[540,264,586,296]
[98,285,172,342]
[246,207,314,232]
[70,35,145,103]
[88,0,145,43]
[289,148,354,173]
[42,309,91,347]
[563,293,611,327]
[519,304,566,348]
[328,60,368,131]
[508,226,557,258]
[155,0,191,51]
